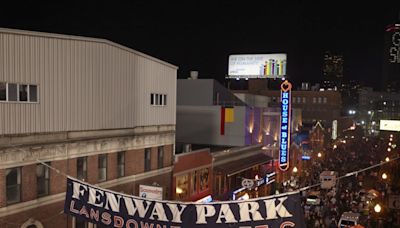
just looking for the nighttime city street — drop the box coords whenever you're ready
[1,1,400,228]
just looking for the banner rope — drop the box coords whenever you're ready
[0,144,397,225]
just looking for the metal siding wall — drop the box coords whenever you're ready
[0,31,177,135]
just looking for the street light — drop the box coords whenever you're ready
[387,147,391,152]
[382,173,388,180]
[317,152,322,158]
[390,134,393,138]
[374,203,382,213]
[292,167,298,173]
[333,145,337,149]
[385,157,390,162]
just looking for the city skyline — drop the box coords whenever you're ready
[1,1,400,88]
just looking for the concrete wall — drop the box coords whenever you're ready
[176,105,246,146]
[177,79,214,105]
[0,28,177,135]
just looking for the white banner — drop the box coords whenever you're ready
[139,185,163,200]
[380,120,400,131]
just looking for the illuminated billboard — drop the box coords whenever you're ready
[228,54,287,78]
[380,120,400,131]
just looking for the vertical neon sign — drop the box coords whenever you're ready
[279,80,292,171]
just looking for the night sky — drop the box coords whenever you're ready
[1,1,400,88]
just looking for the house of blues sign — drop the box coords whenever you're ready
[279,80,292,171]
[65,177,305,227]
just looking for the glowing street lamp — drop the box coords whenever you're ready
[374,203,382,213]
[317,152,322,158]
[382,173,388,180]
[390,134,393,138]
[333,145,337,149]
[292,167,298,173]
[385,157,390,162]
[387,147,391,152]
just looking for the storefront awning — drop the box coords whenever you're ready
[214,153,273,177]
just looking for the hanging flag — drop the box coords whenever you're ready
[64,177,306,227]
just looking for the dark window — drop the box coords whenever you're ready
[77,157,87,181]
[151,93,154,105]
[145,148,151,171]
[98,154,107,182]
[0,82,6,101]
[155,94,159,105]
[164,94,167,105]
[29,85,38,102]
[117,151,125,178]
[160,95,163,106]
[6,167,21,204]
[37,163,50,197]
[19,84,28,101]
[158,146,164,169]
[7,83,17,101]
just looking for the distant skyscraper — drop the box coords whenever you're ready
[322,51,344,89]
[382,22,400,92]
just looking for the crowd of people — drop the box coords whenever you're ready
[282,132,400,227]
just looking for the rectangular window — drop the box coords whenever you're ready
[160,95,163,106]
[155,94,159,106]
[163,95,167,105]
[0,82,6,101]
[318,97,322,103]
[19,84,28,101]
[29,85,38,102]
[157,146,164,169]
[144,148,151,171]
[303,97,306,103]
[98,154,107,182]
[37,163,50,197]
[151,93,154,105]
[199,168,209,192]
[77,157,87,181]
[323,97,327,103]
[8,83,17,101]
[117,151,125,178]
[176,174,189,200]
[6,167,21,204]
[313,97,317,103]
[191,171,197,195]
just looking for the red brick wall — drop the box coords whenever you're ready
[50,160,67,195]
[87,155,98,184]
[107,152,117,180]
[0,169,5,208]
[22,164,36,202]
[164,144,173,167]
[68,158,77,179]
[174,149,212,173]
[126,149,144,175]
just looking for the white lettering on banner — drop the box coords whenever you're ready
[88,187,104,207]
[165,204,186,223]
[238,202,264,222]
[216,204,238,223]
[72,181,87,200]
[104,192,122,212]
[196,205,216,224]
[149,202,169,222]
[66,178,304,227]
[123,197,151,217]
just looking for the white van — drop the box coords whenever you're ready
[338,212,360,228]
